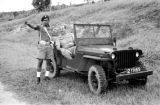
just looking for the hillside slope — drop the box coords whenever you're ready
[0,0,160,105]
[1,0,159,59]
[0,0,159,45]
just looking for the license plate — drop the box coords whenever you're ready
[126,67,141,74]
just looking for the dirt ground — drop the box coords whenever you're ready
[0,82,27,105]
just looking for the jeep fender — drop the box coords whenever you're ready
[83,55,116,78]
[83,55,111,61]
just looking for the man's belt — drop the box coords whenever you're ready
[39,40,50,46]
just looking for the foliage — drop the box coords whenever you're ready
[0,10,37,23]
[32,0,51,12]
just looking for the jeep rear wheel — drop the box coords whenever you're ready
[88,65,108,94]
[49,59,60,78]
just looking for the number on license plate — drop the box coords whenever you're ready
[126,67,141,73]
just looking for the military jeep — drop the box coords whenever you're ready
[50,24,153,94]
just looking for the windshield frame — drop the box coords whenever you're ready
[73,24,113,47]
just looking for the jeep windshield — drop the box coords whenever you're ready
[74,24,113,46]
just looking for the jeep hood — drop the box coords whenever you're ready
[78,45,118,54]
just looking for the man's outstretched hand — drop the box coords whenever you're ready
[25,21,28,25]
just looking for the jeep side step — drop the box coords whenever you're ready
[62,67,88,76]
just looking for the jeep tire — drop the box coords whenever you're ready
[49,59,60,78]
[88,65,108,94]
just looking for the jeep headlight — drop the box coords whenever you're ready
[136,52,139,57]
[111,53,116,59]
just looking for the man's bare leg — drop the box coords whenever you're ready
[37,59,43,84]
[44,59,51,81]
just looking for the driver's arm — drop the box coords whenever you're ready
[54,37,61,50]
[95,26,100,35]
[67,33,75,48]
[67,42,75,48]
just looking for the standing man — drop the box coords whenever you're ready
[25,15,54,84]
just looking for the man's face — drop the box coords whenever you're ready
[60,28,66,35]
[42,19,49,26]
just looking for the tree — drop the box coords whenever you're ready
[13,12,18,17]
[32,0,51,12]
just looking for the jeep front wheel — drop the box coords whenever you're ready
[88,65,108,94]
[49,59,60,78]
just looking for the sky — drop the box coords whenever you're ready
[0,0,85,12]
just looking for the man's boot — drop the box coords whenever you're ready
[37,77,41,84]
[44,76,50,81]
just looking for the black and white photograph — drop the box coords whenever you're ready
[0,0,159,105]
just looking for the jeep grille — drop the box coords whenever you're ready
[115,51,137,68]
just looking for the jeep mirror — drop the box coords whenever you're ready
[113,37,116,46]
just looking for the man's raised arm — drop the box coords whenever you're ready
[25,21,40,30]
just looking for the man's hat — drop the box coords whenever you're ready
[41,15,50,21]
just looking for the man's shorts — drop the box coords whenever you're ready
[37,44,54,60]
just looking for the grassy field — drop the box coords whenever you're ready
[0,0,160,105]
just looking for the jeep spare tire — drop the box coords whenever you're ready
[88,65,108,94]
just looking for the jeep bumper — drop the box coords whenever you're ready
[116,70,153,81]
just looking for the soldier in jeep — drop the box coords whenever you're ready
[56,25,76,60]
